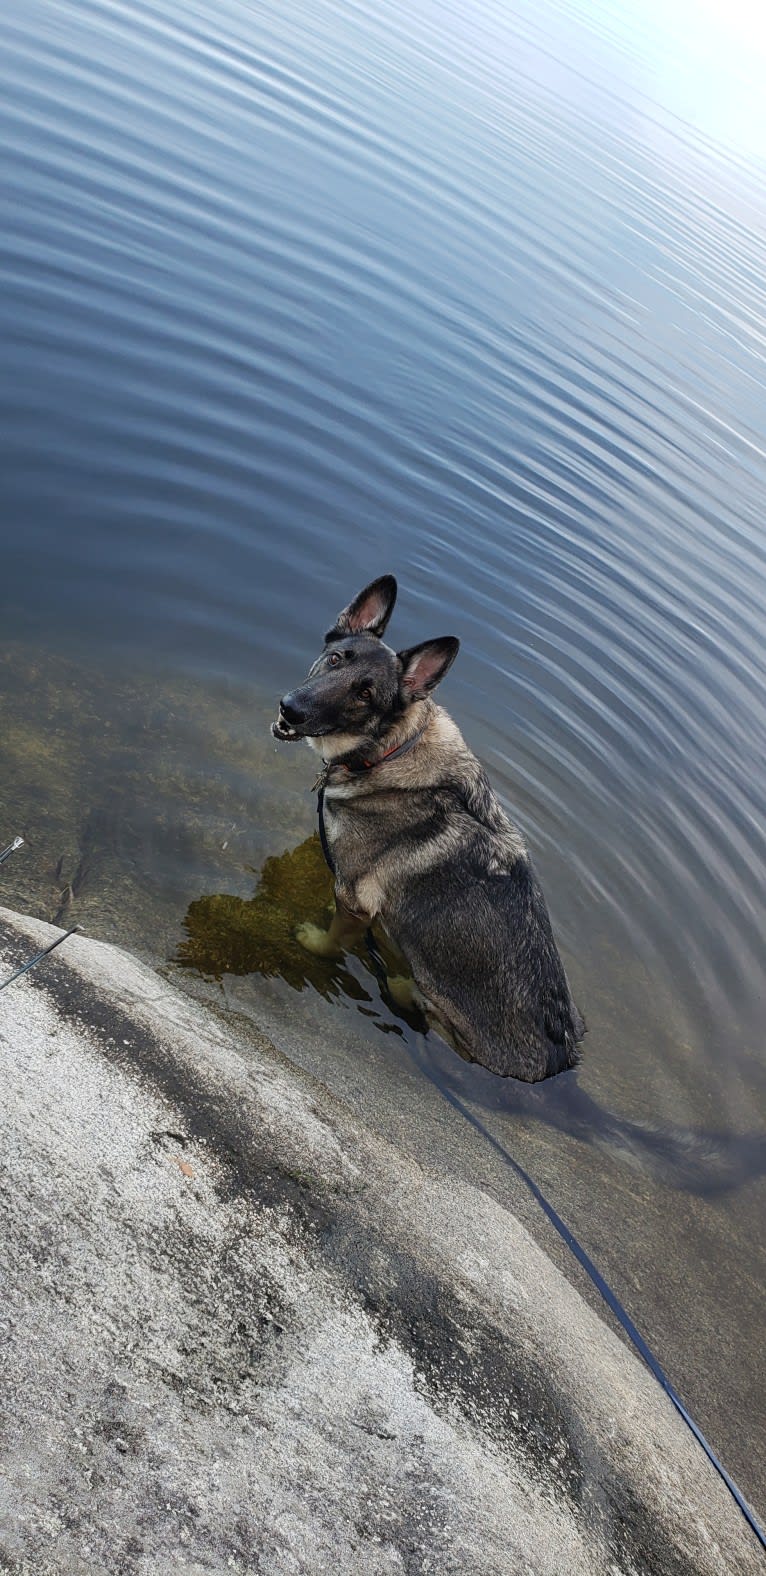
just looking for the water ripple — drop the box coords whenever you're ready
[2,4,766,1456]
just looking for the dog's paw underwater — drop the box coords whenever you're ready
[271,575,585,1083]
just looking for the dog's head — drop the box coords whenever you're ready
[271,576,459,759]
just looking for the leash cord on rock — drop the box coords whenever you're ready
[0,926,80,993]
[317,790,766,1555]
[435,1079,766,1556]
[0,836,79,991]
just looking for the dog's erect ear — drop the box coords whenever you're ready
[398,637,459,700]
[326,575,397,642]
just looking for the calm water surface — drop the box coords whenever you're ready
[1,0,765,1517]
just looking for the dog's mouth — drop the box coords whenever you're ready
[271,711,305,742]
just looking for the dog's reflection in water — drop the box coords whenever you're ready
[177,832,425,1036]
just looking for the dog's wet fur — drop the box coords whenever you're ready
[272,576,584,1081]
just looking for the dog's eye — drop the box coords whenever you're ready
[360,687,372,701]
[328,652,341,667]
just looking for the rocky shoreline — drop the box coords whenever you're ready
[0,906,760,1575]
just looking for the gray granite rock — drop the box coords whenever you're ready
[0,908,759,1575]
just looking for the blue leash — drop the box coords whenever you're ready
[434,1077,766,1554]
[316,791,766,1556]
[0,836,79,990]
[0,924,81,992]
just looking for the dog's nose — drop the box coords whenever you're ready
[280,695,305,725]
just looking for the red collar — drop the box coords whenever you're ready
[346,722,427,773]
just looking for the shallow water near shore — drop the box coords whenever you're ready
[2,0,766,1528]
[1,638,765,1518]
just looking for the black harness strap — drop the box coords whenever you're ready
[317,787,334,875]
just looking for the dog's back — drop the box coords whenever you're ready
[374,761,583,1080]
[387,831,583,1080]
[322,707,584,1081]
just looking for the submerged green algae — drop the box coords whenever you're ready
[177,833,356,997]
[177,830,423,1032]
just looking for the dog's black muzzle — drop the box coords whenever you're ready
[272,668,354,741]
[272,686,318,741]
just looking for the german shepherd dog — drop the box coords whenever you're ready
[272,576,584,1081]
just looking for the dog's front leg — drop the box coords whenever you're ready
[296,893,369,959]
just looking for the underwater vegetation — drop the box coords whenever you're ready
[178,833,339,989]
[177,832,416,1022]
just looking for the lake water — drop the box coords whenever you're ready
[2,0,765,1523]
